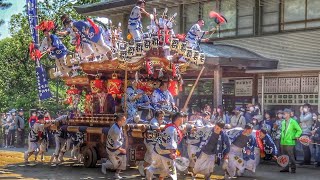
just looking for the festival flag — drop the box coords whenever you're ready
[36,62,53,100]
[27,0,52,100]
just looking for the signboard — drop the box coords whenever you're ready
[235,79,253,97]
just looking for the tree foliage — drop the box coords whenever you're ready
[0,0,100,113]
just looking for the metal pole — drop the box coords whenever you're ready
[261,75,265,115]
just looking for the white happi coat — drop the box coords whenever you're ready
[106,123,126,171]
[147,126,179,180]
[185,24,205,49]
[151,89,175,112]
[186,123,213,168]
[26,122,45,153]
[144,118,166,164]
[128,5,143,41]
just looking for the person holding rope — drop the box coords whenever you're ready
[280,108,302,173]
[102,114,127,179]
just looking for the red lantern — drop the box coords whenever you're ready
[90,75,104,94]
[168,80,179,96]
[107,73,122,95]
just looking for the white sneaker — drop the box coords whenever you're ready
[101,163,107,175]
[114,173,122,179]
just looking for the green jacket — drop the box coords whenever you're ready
[280,118,302,145]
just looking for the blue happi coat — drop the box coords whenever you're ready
[229,130,256,161]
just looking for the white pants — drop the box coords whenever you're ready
[193,152,216,177]
[147,152,177,180]
[105,148,127,171]
[79,43,94,59]
[144,140,154,164]
[26,137,39,154]
[186,39,198,49]
[55,55,71,75]
[92,34,112,55]
[129,28,142,42]
[187,144,201,168]
[227,145,245,177]
[53,133,67,156]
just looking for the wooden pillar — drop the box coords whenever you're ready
[318,73,320,113]
[213,66,223,107]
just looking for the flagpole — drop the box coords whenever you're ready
[35,0,42,107]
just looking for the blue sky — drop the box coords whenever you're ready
[0,0,25,39]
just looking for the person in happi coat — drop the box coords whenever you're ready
[61,16,113,60]
[50,112,70,165]
[226,123,256,178]
[102,115,127,179]
[185,19,215,49]
[193,121,230,180]
[140,110,167,176]
[37,20,73,77]
[257,128,278,161]
[59,14,96,62]
[136,89,153,121]
[185,111,213,174]
[152,81,177,115]
[122,81,141,122]
[24,115,50,163]
[146,112,184,180]
[128,0,151,42]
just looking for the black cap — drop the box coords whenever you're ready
[172,112,184,122]
[216,120,225,129]
[260,128,268,134]
[18,109,24,112]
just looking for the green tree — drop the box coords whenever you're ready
[0,0,100,113]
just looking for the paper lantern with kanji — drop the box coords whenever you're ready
[107,73,122,95]
[168,80,179,96]
[90,76,104,94]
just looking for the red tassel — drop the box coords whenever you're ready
[86,18,100,34]
[256,130,265,157]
